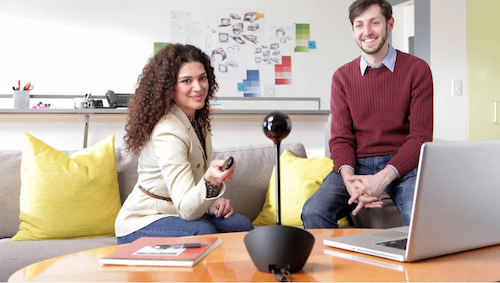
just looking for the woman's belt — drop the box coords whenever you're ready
[138,185,172,202]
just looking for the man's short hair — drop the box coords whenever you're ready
[349,0,393,24]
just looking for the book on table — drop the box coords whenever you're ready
[100,237,223,267]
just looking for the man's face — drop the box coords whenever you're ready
[351,4,394,55]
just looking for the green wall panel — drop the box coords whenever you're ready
[468,0,500,139]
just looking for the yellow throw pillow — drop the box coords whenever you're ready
[12,133,121,241]
[253,150,350,226]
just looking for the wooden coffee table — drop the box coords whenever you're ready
[8,228,500,282]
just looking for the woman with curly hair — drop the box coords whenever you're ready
[115,44,253,244]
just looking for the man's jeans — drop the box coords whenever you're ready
[301,154,417,228]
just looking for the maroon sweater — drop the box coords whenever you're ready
[330,50,433,178]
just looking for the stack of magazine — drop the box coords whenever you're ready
[100,237,223,267]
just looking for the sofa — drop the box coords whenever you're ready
[0,142,402,281]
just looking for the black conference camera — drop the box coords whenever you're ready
[244,111,315,282]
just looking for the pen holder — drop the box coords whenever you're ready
[74,98,88,109]
[13,90,30,109]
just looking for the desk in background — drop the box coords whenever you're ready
[0,95,330,157]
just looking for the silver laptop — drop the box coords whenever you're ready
[323,140,500,262]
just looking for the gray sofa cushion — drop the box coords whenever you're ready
[114,148,139,204]
[111,143,308,223]
[0,150,22,239]
[111,143,307,223]
[212,142,307,222]
[349,192,404,228]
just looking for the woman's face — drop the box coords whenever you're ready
[173,61,209,117]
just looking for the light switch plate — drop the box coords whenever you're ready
[452,80,462,96]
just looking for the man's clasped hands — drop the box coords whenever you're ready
[341,166,398,216]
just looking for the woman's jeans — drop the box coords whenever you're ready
[301,154,417,228]
[117,213,253,244]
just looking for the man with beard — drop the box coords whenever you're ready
[301,0,433,228]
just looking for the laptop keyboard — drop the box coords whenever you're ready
[376,238,408,250]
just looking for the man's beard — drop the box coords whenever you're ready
[358,27,389,55]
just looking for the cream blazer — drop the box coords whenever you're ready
[115,104,226,237]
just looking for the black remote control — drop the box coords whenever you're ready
[222,156,234,170]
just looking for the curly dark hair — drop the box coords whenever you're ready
[124,44,218,155]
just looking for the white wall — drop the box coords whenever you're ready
[0,0,357,109]
[0,0,470,154]
[390,0,469,142]
[392,2,415,53]
[391,0,468,141]
[430,0,468,141]
[0,0,359,156]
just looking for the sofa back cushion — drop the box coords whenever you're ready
[212,143,307,222]
[114,143,307,222]
[115,148,139,205]
[0,142,305,238]
[0,150,22,239]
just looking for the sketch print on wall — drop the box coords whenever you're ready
[167,9,316,98]
[171,11,207,51]
[208,10,266,80]
[208,10,302,97]
[209,11,301,72]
